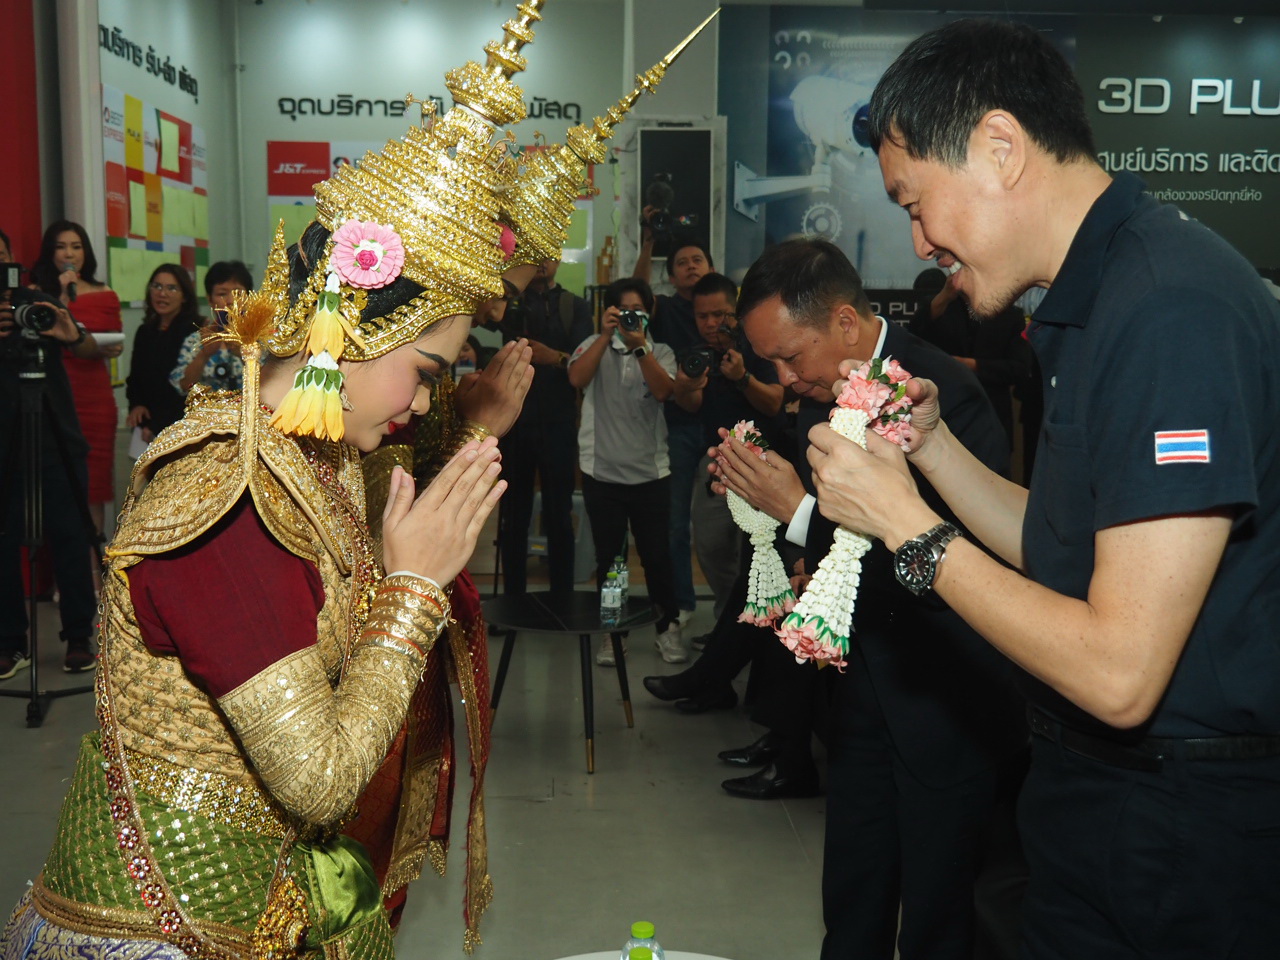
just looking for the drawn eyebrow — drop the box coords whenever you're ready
[414,349,449,367]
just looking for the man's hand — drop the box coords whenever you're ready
[719,348,747,383]
[837,359,942,459]
[126,405,151,429]
[707,428,807,523]
[639,204,659,246]
[526,339,563,367]
[600,307,621,337]
[673,366,707,396]
[453,339,534,438]
[807,422,935,549]
[617,323,646,351]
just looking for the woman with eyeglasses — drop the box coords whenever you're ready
[125,264,201,441]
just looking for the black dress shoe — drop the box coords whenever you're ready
[643,672,703,702]
[673,684,738,714]
[718,733,785,767]
[721,762,821,800]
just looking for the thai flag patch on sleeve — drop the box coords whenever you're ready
[1154,429,1211,464]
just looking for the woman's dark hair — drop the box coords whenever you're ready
[868,18,1095,168]
[289,221,424,323]
[604,277,655,314]
[736,238,871,329]
[691,272,738,304]
[144,263,201,328]
[32,220,100,294]
[204,260,254,298]
[664,237,714,276]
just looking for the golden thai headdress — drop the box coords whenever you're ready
[503,9,720,268]
[248,1,547,440]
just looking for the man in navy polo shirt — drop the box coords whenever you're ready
[804,18,1280,959]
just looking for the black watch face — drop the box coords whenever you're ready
[895,540,934,590]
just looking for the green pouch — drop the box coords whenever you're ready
[297,835,385,949]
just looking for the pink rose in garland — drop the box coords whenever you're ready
[775,355,917,669]
[331,219,405,290]
[838,356,916,450]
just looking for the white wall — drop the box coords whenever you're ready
[234,0,627,271]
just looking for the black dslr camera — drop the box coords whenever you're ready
[678,345,718,379]
[1,263,61,335]
[617,309,647,333]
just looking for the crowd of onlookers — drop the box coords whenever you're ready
[0,219,1042,683]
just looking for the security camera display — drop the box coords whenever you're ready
[723,9,1280,281]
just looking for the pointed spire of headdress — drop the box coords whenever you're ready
[445,0,547,126]
[502,8,719,267]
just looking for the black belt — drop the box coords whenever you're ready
[1028,707,1280,773]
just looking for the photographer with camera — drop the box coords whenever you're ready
[171,261,252,395]
[0,229,106,677]
[567,278,685,665]
[633,237,714,626]
[672,272,783,617]
[497,258,593,595]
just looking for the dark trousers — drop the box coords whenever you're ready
[580,474,678,633]
[822,647,1011,960]
[499,419,577,595]
[0,442,97,651]
[1017,733,1280,960]
[665,420,702,611]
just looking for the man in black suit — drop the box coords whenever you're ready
[715,238,1026,960]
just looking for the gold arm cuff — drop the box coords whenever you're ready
[364,574,450,657]
[218,641,425,826]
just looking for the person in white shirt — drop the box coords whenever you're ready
[568,278,686,665]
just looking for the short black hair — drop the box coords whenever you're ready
[665,237,714,276]
[604,277,655,314]
[691,272,737,304]
[868,19,1095,168]
[736,238,871,329]
[205,260,254,298]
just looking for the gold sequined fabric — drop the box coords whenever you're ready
[217,606,440,826]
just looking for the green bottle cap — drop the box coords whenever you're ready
[630,949,652,960]
[607,572,618,579]
[631,921,655,939]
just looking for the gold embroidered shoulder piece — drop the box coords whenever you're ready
[108,387,357,575]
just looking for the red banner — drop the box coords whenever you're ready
[267,141,331,197]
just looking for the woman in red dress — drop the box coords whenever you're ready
[31,221,124,540]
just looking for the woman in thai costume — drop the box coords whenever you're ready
[0,38,533,960]
[343,14,720,950]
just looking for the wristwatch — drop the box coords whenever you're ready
[893,521,962,596]
[631,345,650,359]
[731,371,751,391]
[557,352,569,369]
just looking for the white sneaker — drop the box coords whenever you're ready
[655,624,689,664]
[596,637,626,667]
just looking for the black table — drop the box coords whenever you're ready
[483,591,660,773]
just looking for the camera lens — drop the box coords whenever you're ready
[14,302,57,333]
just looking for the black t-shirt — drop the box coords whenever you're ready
[1023,172,1280,739]
[501,284,593,428]
[652,292,701,429]
[694,338,781,450]
[0,334,88,461]
[126,315,199,434]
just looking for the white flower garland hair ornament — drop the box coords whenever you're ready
[718,422,798,627]
[775,356,915,670]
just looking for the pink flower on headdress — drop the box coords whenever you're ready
[332,219,405,289]
[498,224,518,261]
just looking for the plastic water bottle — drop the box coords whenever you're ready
[621,921,665,960]
[600,572,621,627]
[613,555,630,605]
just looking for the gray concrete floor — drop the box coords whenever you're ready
[1,429,826,957]
[0,601,825,959]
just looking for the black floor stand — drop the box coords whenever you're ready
[0,348,101,727]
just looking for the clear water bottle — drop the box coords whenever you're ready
[600,572,621,627]
[621,921,665,960]
[613,555,630,605]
